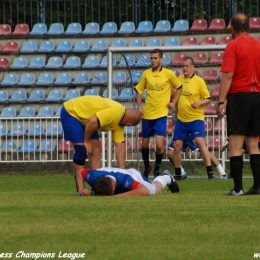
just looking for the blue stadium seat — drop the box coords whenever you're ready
[8,123,26,137]
[30,23,47,35]
[135,21,153,33]
[99,56,116,68]
[28,57,45,69]
[45,56,63,69]
[0,73,18,86]
[0,90,8,102]
[135,54,150,67]
[171,19,189,32]
[19,140,37,153]
[82,22,100,35]
[128,39,144,47]
[0,107,16,117]
[37,40,55,53]
[45,89,63,102]
[146,38,161,47]
[162,54,171,66]
[17,106,35,117]
[72,40,90,52]
[164,37,180,46]
[55,106,63,117]
[46,23,64,35]
[118,54,135,68]
[111,39,126,48]
[20,41,37,53]
[55,40,73,53]
[9,90,27,103]
[84,89,99,96]
[18,73,36,86]
[72,72,90,85]
[36,140,55,152]
[0,124,8,137]
[118,21,135,34]
[36,73,54,86]
[63,89,80,101]
[113,72,127,84]
[100,22,117,34]
[26,123,44,137]
[82,56,99,68]
[44,123,63,137]
[27,89,45,102]
[117,87,134,101]
[65,22,82,35]
[90,72,107,85]
[54,73,72,85]
[153,20,171,32]
[102,88,118,99]
[36,106,54,117]
[10,57,28,69]
[63,56,81,69]
[0,141,17,152]
[127,71,143,84]
[90,39,108,52]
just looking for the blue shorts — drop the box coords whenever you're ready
[169,134,199,153]
[142,117,167,138]
[60,106,99,143]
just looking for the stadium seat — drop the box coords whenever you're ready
[51,73,71,86]
[45,56,63,69]
[204,118,213,133]
[128,39,144,47]
[18,73,36,86]
[20,40,37,53]
[207,137,223,150]
[28,57,45,69]
[30,23,47,35]
[17,106,35,117]
[36,73,54,86]
[82,55,100,68]
[0,90,8,102]
[202,69,219,82]
[0,107,16,117]
[63,89,80,101]
[90,72,107,85]
[90,39,108,52]
[46,23,64,35]
[82,22,100,35]
[36,140,55,153]
[190,19,207,32]
[37,40,55,52]
[10,57,28,69]
[27,89,45,102]
[63,56,81,69]
[146,38,161,47]
[249,17,260,30]
[0,141,17,152]
[0,58,9,69]
[194,70,200,76]
[113,72,127,84]
[214,119,226,133]
[72,72,90,85]
[117,87,134,101]
[226,19,231,30]
[0,24,11,36]
[44,123,63,137]
[172,53,188,66]
[19,140,37,153]
[36,106,54,117]
[99,55,116,68]
[162,54,171,66]
[193,52,208,65]
[8,123,26,137]
[45,89,63,102]
[209,52,224,65]
[9,90,27,103]
[0,124,8,137]
[102,88,118,99]
[135,21,153,33]
[127,71,142,84]
[204,102,217,115]
[12,23,29,36]
[201,36,217,45]
[118,54,136,67]
[0,73,18,86]
[58,140,74,152]
[55,40,73,53]
[2,41,19,53]
[72,40,90,52]
[153,20,171,33]
[26,123,44,137]
[171,19,189,32]
[65,22,82,35]
[183,36,198,45]
[84,88,99,96]
[173,70,180,77]
[164,37,180,46]
[208,18,226,31]
[55,106,62,117]
[135,54,150,67]
[100,22,117,34]
[111,39,126,48]
[118,21,135,34]
[211,85,220,98]
[219,36,232,44]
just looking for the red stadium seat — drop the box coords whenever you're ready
[193,52,208,65]
[249,17,260,30]
[207,137,223,150]
[1,41,19,53]
[204,118,213,133]
[201,36,217,45]
[204,102,217,115]
[172,69,180,77]
[214,119,226,133]
[57,140,74,152]
[172,53,188,66]
[226,19,231,30]
[208,18,226,31]
[202,69,219,82]
[0,57,9,69]
[219,35,232,44]
[183,36,198,45]
[209,52,224,65]
[0,24,11,36]
[12,23,29,36]
[211,86,220,98]
[190,19,207,32]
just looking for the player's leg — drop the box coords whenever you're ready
[153,172,179,193]
[209,152,227,179]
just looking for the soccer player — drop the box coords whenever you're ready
[76,167,179,196]
[135,48,182,178]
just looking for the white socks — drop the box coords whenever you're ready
[153,175,170,188]
[216,164,226,175]
[181,166,186,175]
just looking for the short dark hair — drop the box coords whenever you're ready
[150,48,163,58]
[231,13,249,32]
[183,56,194,66]
[93,177,114,196]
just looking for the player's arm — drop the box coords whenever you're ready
[84,115,99,155]
[135,91,143,115]
[191,97,211,109]
[168,86,182,110]
[114,141,126,168]
[114,183,150,196]
[76,169,91,196]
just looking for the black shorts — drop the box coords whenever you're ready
[227,92,260,136]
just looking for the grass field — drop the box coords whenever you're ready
[0,172,259,260]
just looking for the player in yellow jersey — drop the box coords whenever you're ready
[60,96,141,191]
[135,48,182,178]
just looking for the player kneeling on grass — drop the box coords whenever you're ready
[76,167,179,196]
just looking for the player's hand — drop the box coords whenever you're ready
[217,104,226,119]
[138,107,143,116]
[191,101,200,109]
[167,101,175,110]
[84,141,92,156]
[78,188,91,196]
